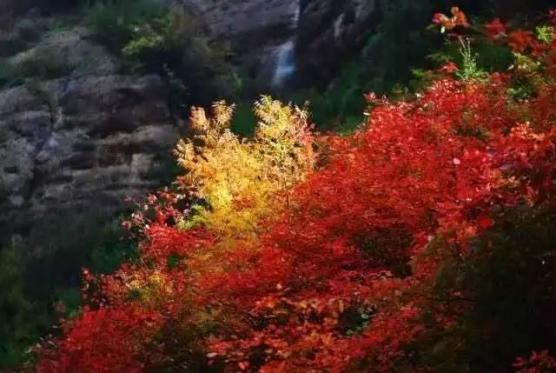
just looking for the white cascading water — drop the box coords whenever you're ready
[272,40,296,87]
[272,1,300,87]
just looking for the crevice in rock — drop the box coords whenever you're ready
[21,80,60,203]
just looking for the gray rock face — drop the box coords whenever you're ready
[180,0,378,88]
[297,0,379,86]
[0,74,178,234]
[182,0,299,40]
[0,0,23,25]
[181,0,301,87]
[0,26,179,237]
[9,27,120,76]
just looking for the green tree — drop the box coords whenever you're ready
[0,246,44,368]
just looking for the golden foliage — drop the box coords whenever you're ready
[175,96,316,237]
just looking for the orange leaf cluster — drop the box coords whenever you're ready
[433,7,469,32]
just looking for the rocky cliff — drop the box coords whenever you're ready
[180,0,301,87]
[298,0,379,86]
[182,0,300,40]
[0,24,179,240]
[180,0,377,87]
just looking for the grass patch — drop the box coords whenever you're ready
[0,50,74,88]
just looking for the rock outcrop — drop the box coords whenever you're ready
[297,0,380,87]
[180,0,378,88]
[182,0,299,41]
[0,26,179,238]
[181,0,301,87]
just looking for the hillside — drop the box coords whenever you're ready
[2,1,556,371]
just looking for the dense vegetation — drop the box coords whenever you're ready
[3,1,556,371]
[28,8,556,371]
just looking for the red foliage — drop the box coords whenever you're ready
[508,30,536,53]
[197,76,526,370]
[514,350,556,373]
[440,61,459,73]
[433,7,470,32]
[484,18,507,40]
[140,225,215,265]
[38,306,163,373]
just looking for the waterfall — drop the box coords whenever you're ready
[272,40,296,87]
[271,0,300,88]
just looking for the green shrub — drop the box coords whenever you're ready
[0,246,45,369]
[0,50,74,88]
[421,204,556,370]
[0,59,16,87]
[454,38,489,82]
[84,0,166,54]
[0,34,29,57]
[89,220,138,275]
[19,51,73,79]
[84,0,234,107]
[24,211,136,297]
[0,210,138,369]
[14,19,43,43]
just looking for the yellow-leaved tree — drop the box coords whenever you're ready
[175,96,316,238]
